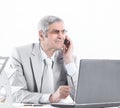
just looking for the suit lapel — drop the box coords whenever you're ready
[30,43,43,92]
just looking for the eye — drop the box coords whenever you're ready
[53,30,59,34]
[61,30,67,34]
[50,29,67,34]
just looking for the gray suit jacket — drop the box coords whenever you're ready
[5,43,78,104]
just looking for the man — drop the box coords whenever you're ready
[5,16,78,104]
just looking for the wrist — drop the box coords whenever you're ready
[49,94,61,103]
[64,56,74,64]
[49,94,53,103]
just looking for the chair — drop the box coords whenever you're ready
[0,56,12,106]
[0,56,9,74]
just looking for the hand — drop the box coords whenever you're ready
[49,86,71,103]
[63,36,74,64]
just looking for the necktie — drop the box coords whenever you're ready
[41,58,54,93]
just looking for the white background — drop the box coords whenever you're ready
[0,0,120,59]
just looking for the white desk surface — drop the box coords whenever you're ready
[0,103,57,108]
[13,103,120,108]
[0,96,73,108]
[0,103,120,108]
[13,103,57,108]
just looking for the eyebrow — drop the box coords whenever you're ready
[51,29,67,32]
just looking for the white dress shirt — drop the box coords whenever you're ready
[39,47,77,103]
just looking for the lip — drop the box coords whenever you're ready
[56,41,63,42]
[55,40,63,43]
[56,40,64,43]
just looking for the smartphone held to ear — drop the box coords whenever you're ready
[64,39,70,48]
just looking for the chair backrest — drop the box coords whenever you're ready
[0,56,9,74]
[0,56,13,108]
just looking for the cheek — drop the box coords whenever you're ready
[46,38,55,46]
[46,35,58,45]
[48,37,56,43]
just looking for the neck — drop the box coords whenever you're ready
[41,43,55,58]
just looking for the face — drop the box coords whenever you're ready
[40,21,67,52]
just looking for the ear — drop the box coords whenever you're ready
[38,30,44,41]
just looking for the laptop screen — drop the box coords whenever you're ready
[75,59,120,106]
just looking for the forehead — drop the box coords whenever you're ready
[48,21,65,30]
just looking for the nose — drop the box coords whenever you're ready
[55,30,62,35]
[57,32,65,39]
[58,31,64,36]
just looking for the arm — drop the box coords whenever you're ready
[5,48,43,104]
[63,36,79,99]
[49,36,79,103]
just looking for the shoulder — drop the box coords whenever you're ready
[11,43,39,58]
[16,43,35,51]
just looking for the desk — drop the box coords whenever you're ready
[0,103,58,108]
[0,103,120,108]
[12,96,73,108]
[13,104,120,108]
[13,103,57,108]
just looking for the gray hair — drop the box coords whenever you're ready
[38,15,64,34]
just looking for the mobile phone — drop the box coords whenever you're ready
[64,39,70,48]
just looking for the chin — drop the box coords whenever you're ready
[55,47,62,50]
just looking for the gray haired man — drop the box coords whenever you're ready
[5,15,78,104]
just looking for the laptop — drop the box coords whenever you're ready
[51,59,120,108]
[0,57,13,108]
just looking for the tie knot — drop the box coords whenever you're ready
[45,58,52,66]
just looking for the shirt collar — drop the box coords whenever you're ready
[40,46,55,62]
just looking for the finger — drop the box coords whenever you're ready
[59,86,71,93]
[60,91,70,99]
[62,86,71,90]
[62,45,67,54]
[59,86,71,98]
[61,90,70,96]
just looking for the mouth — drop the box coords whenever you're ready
[55,41,64,47]
[56,40,64,44]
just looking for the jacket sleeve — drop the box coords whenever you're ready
[65,55,79,99]
[5,48,43,104]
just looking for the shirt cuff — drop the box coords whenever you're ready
[65,62,77,76]
[39,94,51,103]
